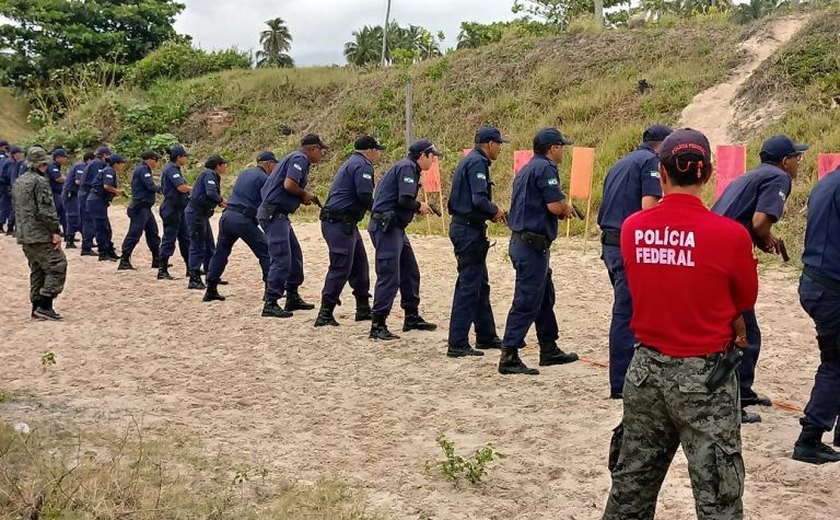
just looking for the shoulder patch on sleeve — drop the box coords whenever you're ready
[173,173,181,179]
[649,170,660,178]
[144,173,152,177]
[779,190,787,200]
[403,176,415,184]
[293,163,303,171]
[547,177,559,186]
[476,172,487,180]
[105,174,114,178]
[208,180,216,185]
[362,173,372,180]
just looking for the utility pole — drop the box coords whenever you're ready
[382,0,391,67]
[405,80,414,145]
[594,0,603,26]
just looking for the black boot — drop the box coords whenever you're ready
[741,388,772,408]
[498,347,539,375]
[741,409,762,424]
[65,237,77,249]
[262,300,292,318]
[370,313,400,340]
[81,249,97,257]
[835,425,840,448]
[538,340,579,366]
[447,343,484,358]
[30,298,41,319]
[188,270,206,290]
[117,255,135,271]
[151,256,161,269]
[793,425,840,464]
[285,289,315,311]
[476,336,503,350]
[157,264,175,280]
[33,297,63,321]
[314,302,339,327]
[203,282,226,302]
[355,295,372,322]
[403,307,437,332]
[98,252,117,262]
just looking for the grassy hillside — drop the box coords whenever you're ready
[0,87,33,143]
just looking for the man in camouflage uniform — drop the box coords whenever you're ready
[12,147,67,321]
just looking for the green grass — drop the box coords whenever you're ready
[0,87,34,143]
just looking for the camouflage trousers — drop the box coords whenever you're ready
[603,346,744,520]
[22,242,67,302]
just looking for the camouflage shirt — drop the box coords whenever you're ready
[12,167,61,244]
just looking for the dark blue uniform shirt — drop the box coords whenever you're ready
[372,157,422,226]
[63,161,85,197]
[190,168,222,214]
[47,162,63,194]
[448,147,498,220]
[161,161,189,206]
[597,143,662,232]
[228,167,268,212]
[803,168,840,281]
[91,165,119,202]
[711,163,791,231]
[81,158,106,192]
[259,151,310,217]
[507,154,565,241]
[0,157,14,188]
[13,160,25,182]
[131,163,160,205]
[324,152,374,217]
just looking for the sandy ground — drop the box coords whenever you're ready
[0,210,838,520]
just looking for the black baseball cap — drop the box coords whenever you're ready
[409,139,442,157]
[535,128,573,147]
[475,126,509,144]
[52,148,68,158]
[760,135,809,162]
[0,140,8,147]
[169,144,190,160]
[9,146,22,154]
[96,146,112,156]
[301,134,328,149]
[643,125,673,143]
[141,150,161,161]
[256,151,278,163]
[205,154,229,170]
[108,154,126,165]
[659,128,712,171]
[355,135,385,151]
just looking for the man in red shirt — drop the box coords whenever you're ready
[602,129,758,520]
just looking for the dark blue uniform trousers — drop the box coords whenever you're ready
[63,195,81,240]
[0,190,10,226]
[86,195,114,254]
[121,205,160,258]
[739,309,762,393]
[603,244,637,396]
[320,220,370,306]
[185,208,215,272]
[78,191,96,250]
[53,194,66,233]
[207,211,270,284]
[262,215,304,301]
[369,220,420,315]
[447,222,498,346]
[502,237,559,349]
[159,208,190,264]
[799,275,840,432]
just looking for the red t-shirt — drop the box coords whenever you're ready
[621,193,758,357]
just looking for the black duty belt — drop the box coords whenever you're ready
[639,344,720,362]
[264,203,288,218]
[803,266,840,295]
[371,211,407,230]
[601,230,621,247]
[452,214,487,231]
[512,231,551,252]
[225,204,257,219]
[320,208,359,224]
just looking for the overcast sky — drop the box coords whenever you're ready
[175,0,521,66]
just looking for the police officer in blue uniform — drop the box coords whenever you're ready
[7,147,28,235]
[314,135,383,327]
[62,151,93,248]
[368,139,439,340]
[47,148,68,234]
[598,124,672,397]
[0,143,17,234]
[203,151,277,303]
[185,155,228,290]
[793,165,840,465]
[445,127,509,358]
[79,146,111,255]
[712,134,807,423]
[118,151,162,271]
[157,145,192,280]
[87,153,126,261]
[258,134,326,318]
[501,128,580,375]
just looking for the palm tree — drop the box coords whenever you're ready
[256,17,294,68]
[344,26,383,66]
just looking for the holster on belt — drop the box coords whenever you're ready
[601,230,621,247]
[514,231,551,252]
[371,211,399,232]
[225,204,257,219]
[704,342,744,392]
[452,214,487,231]
[265,203,288,220]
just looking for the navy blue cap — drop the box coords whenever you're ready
[53,148,68,158]
[355,135,385,151]
[96,146,112,156]
[475,126,509,144]
[204,154,228,170]
[108,154,126,165]
[760,135,809,162]
[659,128,712,172]
[408,139,442,157]
[535,128,573,147]
[169,144,189,160]
[9,146,22,154]
[0,140,8,147]
[141,150,161,161]
[301,134,328,148]
[256,151,278,163]
[643,125,673,143]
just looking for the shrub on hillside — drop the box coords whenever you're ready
[128,42,252,88]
